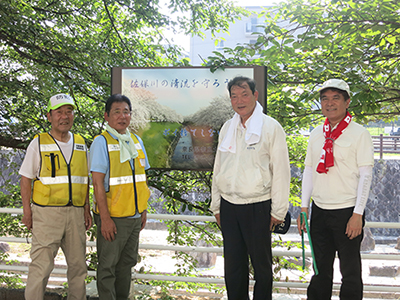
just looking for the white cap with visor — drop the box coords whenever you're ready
[47,94,76,112]
[319,79,350,97]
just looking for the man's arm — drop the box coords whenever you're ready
[214,213,221,227]
[141,209,147,230]
[137,136,150,231]
[19,138,40,231]
[346,165,372,240]
[297,165,313,235]
[210,127,225,226]
[346,129,374,240]
[84,181,92,230]
[269,122,290,222]
[20,176,33,230]
[210,147,222,226]
[92,171,117,242]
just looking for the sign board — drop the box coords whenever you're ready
[111,66,267,170]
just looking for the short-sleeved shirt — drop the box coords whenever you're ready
[305,121,374,210]
[89,131,150,192]
[19,132,78,179]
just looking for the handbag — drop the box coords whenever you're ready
[272,211,291,234]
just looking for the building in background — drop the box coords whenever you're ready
[189,6,269,66]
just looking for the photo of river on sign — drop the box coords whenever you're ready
[111,66,266,170]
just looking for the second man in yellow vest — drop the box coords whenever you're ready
[90,94,151,299]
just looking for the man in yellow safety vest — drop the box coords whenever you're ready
[90,94,151,299]
[19,93,92,300]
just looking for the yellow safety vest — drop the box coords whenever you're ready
[32,133,88,206]
[93,131,150,217]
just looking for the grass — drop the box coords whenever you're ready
[375,152,400,158]
[367,127,388,136]
[137,122,182,169]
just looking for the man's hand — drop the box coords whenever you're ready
[141,210,147,231]
[101,216,117,242]
[296,208,309,235]
[214,213,221,227]
[22,207,33,230]
[270,215,283,231]
[20,176,33,230]
[346,213,363,240]
[92,171,116,241]
[84,205,92,230]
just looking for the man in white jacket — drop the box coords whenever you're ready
[210,76,290,300]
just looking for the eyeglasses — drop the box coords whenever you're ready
[110,109,131,116]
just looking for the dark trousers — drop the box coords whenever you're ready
[220,198,273,300]
[308,202,364,300]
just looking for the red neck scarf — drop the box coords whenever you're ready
[316,112,352,174]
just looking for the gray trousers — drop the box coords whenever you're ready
[94,214,141,300]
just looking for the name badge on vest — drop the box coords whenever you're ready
[74,144,86,151]
[140,159,146,167]
[108,144,120,151]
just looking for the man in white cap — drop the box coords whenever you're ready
[297,79,374,300]
[19,94,92,300]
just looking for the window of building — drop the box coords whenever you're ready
[215,40,225,50]
[246,17,263,33]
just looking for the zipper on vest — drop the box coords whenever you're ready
[67,163,73,205]
[48,133,74,206]
[50,153,56,177]
[131,163,139,213]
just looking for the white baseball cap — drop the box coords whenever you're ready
[47,93,76,112]
[319,79,350,97]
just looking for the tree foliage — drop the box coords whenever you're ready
[207,0,400,130]
[0,0,337,292]
[186,95,234,129]
[0,0,245,147]
[0,0,248,292]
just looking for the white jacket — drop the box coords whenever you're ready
[210,114,290,221]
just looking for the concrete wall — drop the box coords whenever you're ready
[289,159,400,237]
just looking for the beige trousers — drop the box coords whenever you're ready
[25,205,87,300]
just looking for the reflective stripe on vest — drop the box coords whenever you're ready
[109,174,147,186]
[32,133,88,206]
[40,176,88,185]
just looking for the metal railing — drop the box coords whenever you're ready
[0,208,399,294]
[372,134,400,159]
